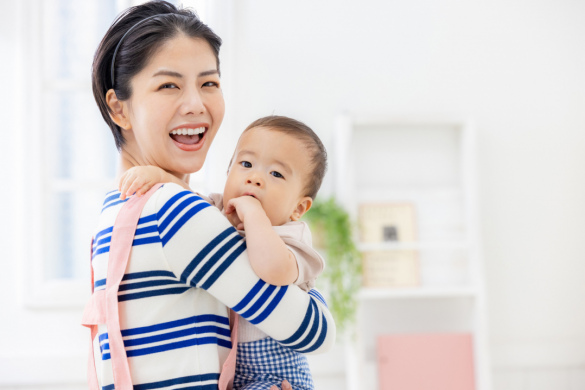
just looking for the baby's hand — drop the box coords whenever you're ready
[224,196,265,230]
[271,380,292,390]
[118,166,168,200]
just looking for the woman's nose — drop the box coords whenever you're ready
[180,88,205,116]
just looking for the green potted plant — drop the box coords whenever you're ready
[304,197,361,335]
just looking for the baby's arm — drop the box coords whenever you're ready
[118,166,190,200]
[224,196,299,286]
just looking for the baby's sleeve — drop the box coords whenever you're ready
[196,192,223,210]
[273,221,325,292]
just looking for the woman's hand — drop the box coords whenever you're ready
[270,379,292,390]
[118,166,169,200]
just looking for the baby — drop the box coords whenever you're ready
[119,115,327,390]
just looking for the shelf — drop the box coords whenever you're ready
[335,113,490,390]
[358,286,478,300]
[358,241,469,251]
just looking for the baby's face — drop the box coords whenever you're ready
[223,126,312,226]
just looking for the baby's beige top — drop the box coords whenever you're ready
[205,192,325,342]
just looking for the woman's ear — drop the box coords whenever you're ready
[106,89,131,130]
[291,197,313,221]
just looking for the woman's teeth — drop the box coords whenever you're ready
[170,127,205,136]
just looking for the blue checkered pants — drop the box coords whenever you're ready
[232,337,315,390]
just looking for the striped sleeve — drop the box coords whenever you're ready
[154,183,336,354]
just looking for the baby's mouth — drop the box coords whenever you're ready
[169,127,206,145]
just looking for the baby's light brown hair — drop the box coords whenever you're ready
[236,115,328,200]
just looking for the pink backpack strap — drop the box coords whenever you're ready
[218,310,239,390]
[82,183,163,390]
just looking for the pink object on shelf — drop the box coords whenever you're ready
[377,333,475,390]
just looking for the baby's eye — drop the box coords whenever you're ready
[240,161,252,168]
[271,171,284,179]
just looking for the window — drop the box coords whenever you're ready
[42,0,119,281]
[22,0,212,307]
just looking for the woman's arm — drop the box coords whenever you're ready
[224,196,298,286]
[155,183,336,354]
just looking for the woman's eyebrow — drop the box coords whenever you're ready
[199,69,219,77]
[152,69,219,78]
[152,70,183,78]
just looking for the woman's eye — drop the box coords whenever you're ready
[271,171,284,179]
[203,81,220,88]
[159,83,178,90]
[240,161,252,168]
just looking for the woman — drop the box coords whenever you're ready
[85,1,335,389]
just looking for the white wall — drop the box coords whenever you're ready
[2,0,585,389]
[226,1,585,389]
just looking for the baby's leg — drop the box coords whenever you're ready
[233,337,314,390]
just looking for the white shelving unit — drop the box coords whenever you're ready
[334,113,491,390]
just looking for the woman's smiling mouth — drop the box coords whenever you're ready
[169,125,209,151]
[170,126,206,145]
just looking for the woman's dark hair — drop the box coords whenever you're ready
[92,0,222,150]
[242,116,328,200]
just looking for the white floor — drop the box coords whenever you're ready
[2,367,585,390]
[493,368,585,390]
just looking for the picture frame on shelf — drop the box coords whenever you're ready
[358,203,417,243]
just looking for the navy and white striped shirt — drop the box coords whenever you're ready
[91,183,335,389]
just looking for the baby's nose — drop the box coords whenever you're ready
[246,177,262,186]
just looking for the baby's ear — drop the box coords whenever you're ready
[291,197,313,221]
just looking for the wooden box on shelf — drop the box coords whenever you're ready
[361,250,419,288]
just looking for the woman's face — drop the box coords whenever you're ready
[120,34,225,177]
